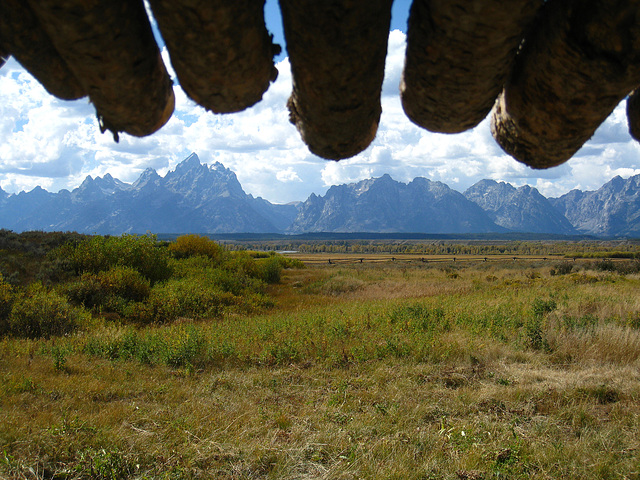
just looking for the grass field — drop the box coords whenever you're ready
[2,252,640,479]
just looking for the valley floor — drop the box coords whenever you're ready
[2,256,640,479]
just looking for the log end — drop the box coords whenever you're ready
[400,77,483,134]
[627,90,640,142]
[98,85,175,140]
[0,47,8,69]
[490,92,576,169]
[288,95,380,160]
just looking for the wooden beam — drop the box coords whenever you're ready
[279,0,393,160]
[402,0,542,133]
[148,0,279,114]
[27,0,174,139]
[491,0,640,168]
[0,0,85,100]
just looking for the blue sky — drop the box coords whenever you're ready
[0,1,639,204]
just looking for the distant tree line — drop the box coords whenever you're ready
[224,239,640,257]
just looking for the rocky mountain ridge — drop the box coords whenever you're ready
[0,153,639,237]
[0,153,297,234]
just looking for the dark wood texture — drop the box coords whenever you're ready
[402,0,542,133]
[491,0,640,168]
[279,0,393,160]
[627,89,640,142]
[27,0,174,139]
[148,0,278,114]
[0,0,85,100]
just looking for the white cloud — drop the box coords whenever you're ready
[276,168,302,183]
[1,31,639,206]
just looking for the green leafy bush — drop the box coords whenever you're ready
[0,275,14,336]
[258,256,283,284]
[225,251,261,279]
[63,266,151,313]
[60,234,172,284]
[8,285,89,338]
[168,234,225,262]
[123,278,240,324]
[550,261,573,276]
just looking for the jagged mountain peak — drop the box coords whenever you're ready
[1,153,639,236]
[76,172,129,197]
[464,179,575,234]
[353,175,390,195]
[179,152,202,168]
[551,173,640,237]
[133,168,161,189]
[288,173,502,234]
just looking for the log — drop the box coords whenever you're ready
[0,45,7,69]
[0,0,85,100]
[27,0,174,139]
[148,0,278,114]
[402,0,542,133]
[627,89,640,142]
[279,0,393,160]
[491,0,640,169]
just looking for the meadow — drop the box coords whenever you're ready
[1,232,640,479]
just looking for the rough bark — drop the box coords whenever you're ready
[27,0,174,139]
[279,0,393,160]
[0,0,85,100]
[491,0,640,169]
[627,89,640,141]
[148,0,278,114]
[402,0,542,133]
[0,44,7,69]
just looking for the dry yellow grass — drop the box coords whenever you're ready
[2,258,640,479]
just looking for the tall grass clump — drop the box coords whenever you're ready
[525,298,557,351]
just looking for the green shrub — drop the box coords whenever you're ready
[61,234,172,284]
[171,258,264,296]
[63,266,150,313]
[259,256,283,284]
[550,261,573,276]
[9,285,89,338]
[98,266,151,302]
[62,273,105,309]
[169,234,225,262]
[595,259,617,272]
[278,256,305,269]
[0,275,14,336]
[124,278,240,324]
[225,251,261,279]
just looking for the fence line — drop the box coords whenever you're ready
[292,255,625,266]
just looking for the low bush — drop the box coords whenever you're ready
[63,266,151,313]
[550,261,574,275]
[168,234,225,262]
[259,255,283,284]
[594,259,640,275]
[594,259,617,272]
[58,234,172,284]
[123,278,242,324]
[0,275,14,335]
[8,285,89,338]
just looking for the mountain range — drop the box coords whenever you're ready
[0,153,639,237]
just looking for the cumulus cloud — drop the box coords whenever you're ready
[0,30,639,205]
